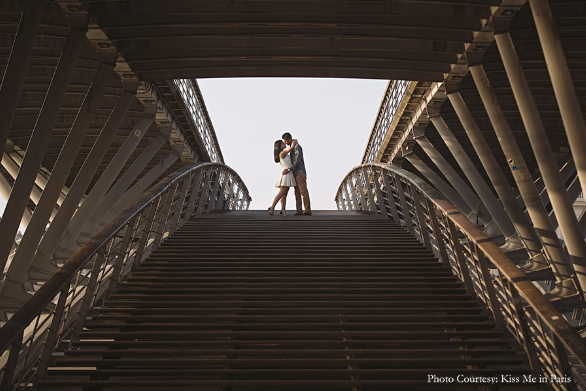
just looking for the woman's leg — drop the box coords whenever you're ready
[280,187,290,215]
[270,186,288,213]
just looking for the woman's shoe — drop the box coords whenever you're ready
[280,210,286,216]
[268,207,274,216]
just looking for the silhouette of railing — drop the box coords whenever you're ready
[336,163,586,391]
[0,163,250,390]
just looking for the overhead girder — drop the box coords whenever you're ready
[76,0,498,81]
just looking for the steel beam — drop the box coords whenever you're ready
[495,31,586,297]
[0,19,88,277]
[404,152,474,221]
[100,146,184,226]
[84,128,171,235]
[427,109,516,243]
[529,0,586,203]
[28,83,138,280]
[0,61,115,306]
[0,0,46,154]
[448,91,548,268]
[59,105,156,255]
[469,62,575,295]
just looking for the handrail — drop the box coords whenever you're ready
[0,162,251,390]
[336,163,586,390]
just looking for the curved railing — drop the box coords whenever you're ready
[336,163,586,391]
[0,162,250,390]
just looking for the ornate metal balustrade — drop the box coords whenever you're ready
[0,163,250,390]
[336,163,586,391]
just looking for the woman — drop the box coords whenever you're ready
[269,139,297,216]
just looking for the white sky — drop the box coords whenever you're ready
[198,78,388,210]
[0,78,388,223]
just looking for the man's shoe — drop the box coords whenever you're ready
[303,211,312,215]
[294,212,303,215]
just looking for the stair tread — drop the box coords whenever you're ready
[45,212,528,389]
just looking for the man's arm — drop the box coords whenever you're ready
[290,143,301,171]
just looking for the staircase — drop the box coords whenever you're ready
[41,210,533,390]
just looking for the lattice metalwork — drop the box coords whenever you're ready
[362,80,410,164]
[0,163,250,390]
[173,79,222,163]
[337,163,586,391]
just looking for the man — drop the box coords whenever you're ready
[282,132,311,215]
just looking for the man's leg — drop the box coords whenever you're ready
[294,184,303,214]
[296,172,311,213]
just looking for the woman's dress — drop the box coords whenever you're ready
[275,154,297,187]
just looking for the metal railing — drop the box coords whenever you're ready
[362,80,410,164]
[0,162,250,390]
[336,163,586,391]
[173,79,223,163]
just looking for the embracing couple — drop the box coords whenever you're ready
[268,132,311,216]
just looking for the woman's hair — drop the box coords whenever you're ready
[274,140,282,163]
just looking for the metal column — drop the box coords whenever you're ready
[495,31,586,296]
[0,62,114,305]
[28,84,138,279]
[0,19,87,275]
[448,91,548,268]
[469,63,575,295]
[59,106,157,254]
[529,0,586,200]
[0,0,46,154]
[403,152,474,220]
[83,128,171,235]
[427,108,518,244]
[100,146,184,225]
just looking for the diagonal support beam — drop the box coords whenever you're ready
[469,62,576,297]
[27,82,138,280]
[0,61,115,307]
[0,0,46,154]
[0,17,88,277]
[495,31,586,298]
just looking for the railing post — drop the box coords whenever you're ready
[215,169,229,210]
[394,176,415,235]
[132,200,160,271]
[353,171,368,210]
[426,198,450,268]
[349,176,361,211]
[362,167,377,212]
[105,216,138,299]
[411,188,432,250]
[372,167,386,217]
[508,283,542,374]
[185,169,203,219]
[225,178,236,211]
[476,251,506,331]
[34,285,70,383]
[206,166,222,212]
[0,332,23,391]
[169,175,191,232]
[197,168,213,215]
[70,249,106,345]
[342,180,356,210]
[446,219,475,294]
[380,170,400,223]
[339,185,349,211]
[154,183,179,246]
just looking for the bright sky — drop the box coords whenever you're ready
[0,78,387,223]
[198,78,388,211]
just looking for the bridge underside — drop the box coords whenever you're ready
[81,0,498,81]
[383,2,586,191]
